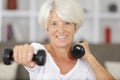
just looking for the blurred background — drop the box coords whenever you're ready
[0,0,120,80]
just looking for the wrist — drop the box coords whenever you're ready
[82,53,96,62]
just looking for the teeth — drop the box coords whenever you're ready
[57,35,67,39]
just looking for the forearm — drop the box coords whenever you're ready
[85,53,115,80]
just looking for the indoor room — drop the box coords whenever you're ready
[0,0,120,80]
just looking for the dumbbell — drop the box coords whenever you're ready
[2,48,46,66]
[2,45,85,65]
[71,45,85,58]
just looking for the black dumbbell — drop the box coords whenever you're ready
[71,45,85,58]
[2,48,46,66]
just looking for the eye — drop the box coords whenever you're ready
[51,22,57,26]
[65,22,71,25]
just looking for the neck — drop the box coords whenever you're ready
[46,43,72,59]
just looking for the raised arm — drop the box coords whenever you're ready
[79,42,115,80]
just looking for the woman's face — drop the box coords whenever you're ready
[47,11,76,48]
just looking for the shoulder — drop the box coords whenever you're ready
[30,42,48,50]
[30,42,51,54]
[31,42,50,49]
[30,42,46,54]
[31,42,43,47]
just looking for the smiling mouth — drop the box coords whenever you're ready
[56,35,68,39]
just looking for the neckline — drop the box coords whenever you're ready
[43,44,79,77]
[46,50,79,78]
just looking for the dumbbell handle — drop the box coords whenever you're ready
[3,48,46,66]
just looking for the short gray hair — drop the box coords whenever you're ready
[38,0,84,30]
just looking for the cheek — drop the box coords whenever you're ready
[68,30,76,39]
[46,29,55,38]
[69,27,76,35]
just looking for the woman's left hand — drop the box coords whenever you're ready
[76,41,92,60]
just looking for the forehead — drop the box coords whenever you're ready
[49,11,63,22]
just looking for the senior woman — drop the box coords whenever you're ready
[13,0,115,80]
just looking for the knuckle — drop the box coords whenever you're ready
[30,46,34,52]
[24,44,29,48]
[13,46,19,51]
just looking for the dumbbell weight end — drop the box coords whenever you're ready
[71,45,85,58]
[3,48,13,65]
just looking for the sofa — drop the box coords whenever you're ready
[0,42,120,80]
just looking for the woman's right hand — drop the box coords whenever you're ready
[13,44,36,68]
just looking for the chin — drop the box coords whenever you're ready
[55,42,70,48]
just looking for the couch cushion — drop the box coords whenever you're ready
[0,62,18,80]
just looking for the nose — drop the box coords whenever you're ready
[58,25,64,33]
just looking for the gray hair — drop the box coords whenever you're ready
[38,0,84,30]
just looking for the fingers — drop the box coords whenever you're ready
[13,44,35,68]
[76,41,92,60]
[22,44,28,65]
[26,45,36,67]
[27,45,34,62]
[13,46,19,63]
[76,41,91,54]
